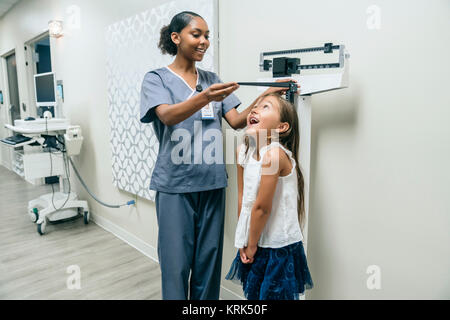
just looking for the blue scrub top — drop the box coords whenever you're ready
[140,67,241,193]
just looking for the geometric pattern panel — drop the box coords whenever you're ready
[105,0,217,201]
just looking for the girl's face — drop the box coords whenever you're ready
[172,17,210,61]
[246,95,289,137]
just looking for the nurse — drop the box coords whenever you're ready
[140,11,278,300]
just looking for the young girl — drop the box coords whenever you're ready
[225,92,314,300]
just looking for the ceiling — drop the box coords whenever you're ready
[0,0,21,19]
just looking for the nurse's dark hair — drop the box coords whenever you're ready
[159,11,204,56]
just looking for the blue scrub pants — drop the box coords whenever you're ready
[155,188,226,300]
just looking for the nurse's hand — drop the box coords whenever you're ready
[262,78,299,96]
[204,82,240,102]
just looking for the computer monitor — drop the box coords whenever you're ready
[34,72,56,107]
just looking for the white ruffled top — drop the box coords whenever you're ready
[234,141,303,249]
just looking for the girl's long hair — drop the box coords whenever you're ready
[243,93,306,231]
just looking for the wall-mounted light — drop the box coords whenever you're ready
[48,20,64,38]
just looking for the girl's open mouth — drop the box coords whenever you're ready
[248,116,259,125]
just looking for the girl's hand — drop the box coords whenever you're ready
[204,82,240,102]
[240,247,256,264]
[239,248,251,264]
[262,78,299,96]
[243,245,257,264]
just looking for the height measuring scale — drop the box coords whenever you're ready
[238,43,350,255]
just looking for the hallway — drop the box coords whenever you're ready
[0,166,161,299]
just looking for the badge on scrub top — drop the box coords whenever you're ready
[201,103,215,120]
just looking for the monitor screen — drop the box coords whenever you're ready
[34,72,56,105]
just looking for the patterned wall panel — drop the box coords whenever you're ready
[106,0,217,201]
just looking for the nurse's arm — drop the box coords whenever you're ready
[224,81,297,130]
[154,92,209,126]
[155,82,239,126]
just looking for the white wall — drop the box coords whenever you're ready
[219,0,450,299]
[1,0,449,299]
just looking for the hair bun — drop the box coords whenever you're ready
[158,24,177,55]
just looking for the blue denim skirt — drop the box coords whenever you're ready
[225,241,313,300]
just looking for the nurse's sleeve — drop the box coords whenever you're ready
[214,74,241,116]
[140,72,171,123]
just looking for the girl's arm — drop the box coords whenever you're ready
[236,145,250,264]
[244,147,288,262]
[236,145,244,218]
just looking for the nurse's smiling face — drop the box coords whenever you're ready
[172,16,210,61]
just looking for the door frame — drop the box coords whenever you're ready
[0,47,17,169]
[0,47,17,126]
[24,30,51,118]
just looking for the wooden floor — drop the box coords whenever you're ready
[0,165,162,300]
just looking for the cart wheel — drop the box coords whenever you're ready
[83,211,90,225]
[37,221,46,235]
[30,209,39,223]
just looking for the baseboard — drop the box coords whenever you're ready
[91,212,245,300]
[90,212,159,264]
[1,161,12,171]
[220,286,244,300]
